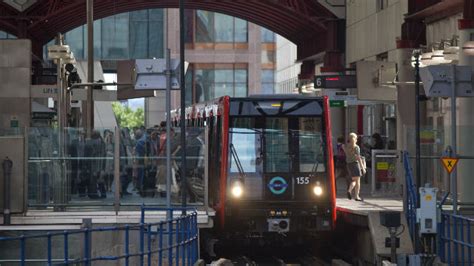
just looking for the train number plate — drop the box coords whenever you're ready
[267,218,290,233]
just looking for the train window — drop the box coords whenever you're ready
[265,118,290,173]
[298,117,325,173]
[229,117,261,174]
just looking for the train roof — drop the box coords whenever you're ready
[172,95,327,120]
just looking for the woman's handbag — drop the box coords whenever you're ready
[359,155,367,175]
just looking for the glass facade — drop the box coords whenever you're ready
[192,11,248,43]
[188,64,248,103]
[261,70,275,94]
[44,9,165,60]
[261,28,275,43]
[0,31,16,39]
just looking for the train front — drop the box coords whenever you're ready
[223,97,335,236]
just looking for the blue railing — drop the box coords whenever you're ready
[0,207,199,265]
[439,210,474,265]
[402,151,418,240]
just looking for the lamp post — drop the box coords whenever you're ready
[179,0,187,213]
[413,49,422,202]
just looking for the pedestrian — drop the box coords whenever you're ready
[344,132,366,201]
[103,130,114,192]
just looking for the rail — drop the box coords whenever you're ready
[402,151,418,241]
[439,213,474,265]
[0,207,199,265]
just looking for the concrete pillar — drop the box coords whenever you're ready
[455,15,474,205]
[395,47,416,154]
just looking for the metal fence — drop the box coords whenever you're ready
[0,207,199,265]
[403,151,474,264]
[439,211,474,265]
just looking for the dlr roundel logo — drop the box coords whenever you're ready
[268,176,288,195]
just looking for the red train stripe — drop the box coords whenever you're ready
[323,96,337,224]
[219,96,230,228]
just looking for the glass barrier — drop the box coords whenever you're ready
[403,125,474,200]
[0,127,24,136]
[119,127,206,207]
[27,126,206,211]
[28,127,115,209]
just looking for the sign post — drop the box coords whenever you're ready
[441,146,459,214]
[420,65,473,214]
[133,56,188,218]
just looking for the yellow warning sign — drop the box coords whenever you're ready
[441,157,459,174]
[376,162,389,170]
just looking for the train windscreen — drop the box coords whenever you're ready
[228,115,326,200]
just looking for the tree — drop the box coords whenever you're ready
[112,102,144,129]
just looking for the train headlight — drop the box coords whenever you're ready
[231,180,244,198]
[313,182,323,196]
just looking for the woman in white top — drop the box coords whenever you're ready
[344,132,366,201]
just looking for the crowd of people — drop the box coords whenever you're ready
[67,122,179,199]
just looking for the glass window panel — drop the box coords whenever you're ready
[235,69,247,83]
[261,83,274,95]
[148,21,164,58]
[265,118,290,172]
[196,69,214,101]
[185,68,193,105]
[230,127,258,173]
[298,117,325,172]
[261,50,275,64]
[101,13,129,59]
[214,13,233,42]
[261,70,274,83]
[261,28,275,43]
[65,26,84,59]
[149,9,164,21]
[234,18,248,42]
[130,11,148,59]
[84,20,102,59]
[130,9,148,21]
[214,70,233,83]
[196,11,214,42]
[234,83,248,97]
[185,9,194,43]
[214,83,233,98]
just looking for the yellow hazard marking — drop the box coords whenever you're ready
[425,195,432,201]
[441,157,459,174]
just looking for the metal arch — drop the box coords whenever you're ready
[0,0,336,47]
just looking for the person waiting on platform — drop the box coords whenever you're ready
[344,132,366,201]
[334,136,348,183]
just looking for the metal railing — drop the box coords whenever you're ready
[403,151,418,240]
[439,213,474,265]
[0,207,199,265]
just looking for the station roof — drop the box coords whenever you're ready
[0,0,338,60]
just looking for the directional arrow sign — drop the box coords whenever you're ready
[441,157,459,174]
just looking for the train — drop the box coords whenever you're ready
[172,95,336,254]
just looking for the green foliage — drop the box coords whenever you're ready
[112,102,144,129]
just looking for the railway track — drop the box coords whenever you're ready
[213,255,331,265]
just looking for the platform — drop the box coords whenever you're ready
[334,177,413,262]
[0,208,215,230]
